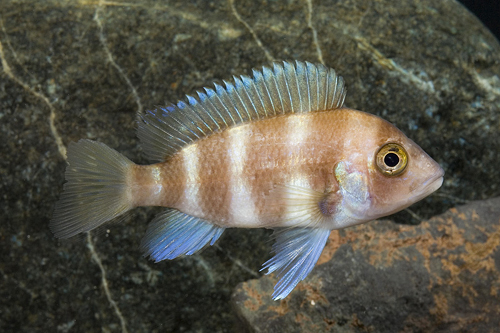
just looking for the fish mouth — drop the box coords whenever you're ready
[372,171,444,219]
[412,168,445,201]
[388,167,444,214]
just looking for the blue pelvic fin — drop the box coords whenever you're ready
[261,228,330,300]
[141,209,225,262]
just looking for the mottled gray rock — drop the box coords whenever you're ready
[233,197,500,332]
[0,0,499,332]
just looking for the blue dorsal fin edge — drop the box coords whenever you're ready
[137,60,347,162]
[141,209,225,262]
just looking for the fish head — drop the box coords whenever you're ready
[361,125,444,221]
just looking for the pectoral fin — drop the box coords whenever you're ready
[261,228,330,300]
[266,184,340,228]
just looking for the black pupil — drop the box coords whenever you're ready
[384,152,400,167]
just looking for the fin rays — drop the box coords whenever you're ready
[264,184,331,229]
[262,228,330,300]
[50,140,134,239]
[138,60,346,162]
[141,209,225,261]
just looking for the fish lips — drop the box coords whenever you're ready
[395,168,444,214]
[413,168,445,200]
[366,167,445,220]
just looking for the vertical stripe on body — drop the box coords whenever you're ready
[130,164,169,207]
[281,115,315,226]
[181,144,203,215]
[151,165,164,197]
[285,114,313,187]
[227,126,259,224]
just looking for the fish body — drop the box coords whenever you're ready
[52,61,444,300]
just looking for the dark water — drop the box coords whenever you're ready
[459,0,500,40]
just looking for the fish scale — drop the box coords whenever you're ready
[51,61,444,300]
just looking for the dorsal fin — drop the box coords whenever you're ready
[138,60,346,162]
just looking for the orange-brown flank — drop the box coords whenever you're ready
[129,108,402,228]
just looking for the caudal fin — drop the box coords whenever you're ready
[51,139,134,238]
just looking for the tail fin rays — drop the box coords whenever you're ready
[51,139,134,239]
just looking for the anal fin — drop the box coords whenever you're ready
[261,228,330,300]
[141,209,225,262]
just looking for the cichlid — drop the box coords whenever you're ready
[51,61,444,300]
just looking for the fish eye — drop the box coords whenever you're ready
[376,143,408,176]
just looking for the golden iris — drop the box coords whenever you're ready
[376,143,408,176]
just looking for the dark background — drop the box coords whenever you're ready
[459,0,500,40]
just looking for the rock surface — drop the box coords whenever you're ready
[1,0,499,332]
[233,197,500,332]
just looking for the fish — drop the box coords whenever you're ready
[51,60,444,300]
